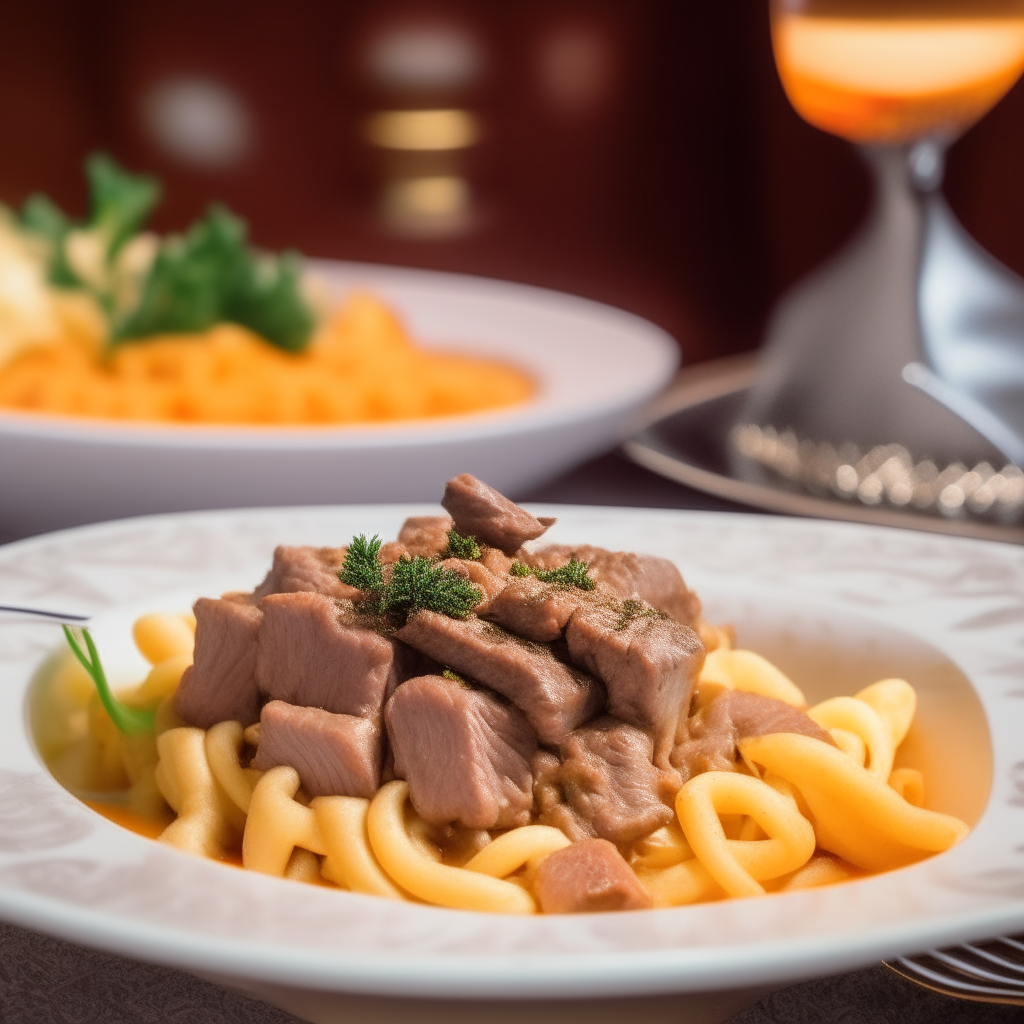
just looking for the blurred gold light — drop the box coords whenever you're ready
[385,176,469,219]
[366,109,480,150]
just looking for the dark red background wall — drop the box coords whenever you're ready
[2,0,1022,364]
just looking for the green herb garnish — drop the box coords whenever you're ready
[441,668,467,684]
[380,556,480,619]
[18,153,316,353]
[113,205,314,351]
[508,557,595,590]
[62,625,155,735]
[339,534,386,591]
[339,536,480,621]
[442,528,481,561]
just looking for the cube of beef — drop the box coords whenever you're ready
[385,675,538,829]
[535,839,653,913]
[397,611,605,744]
[558,717,677,844]
[565,602,704,763]
[524,545,702,627]
[485,575,583,643]
[174,598,262,728]
[672,690,835,781]
[252,545,359,601]
[441,473,555,555]
[256,591,399,718]
[251,700,382,798]
[398,514,454,557]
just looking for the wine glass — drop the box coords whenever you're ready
[734,0,1024,523]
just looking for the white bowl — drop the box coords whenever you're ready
[0,506,1019,1023]
[0,261,680,538]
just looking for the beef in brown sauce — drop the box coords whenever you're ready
[522,546,701,627]
[385,674,537,829]
[397,514,454,558]
[441,473,555,554]
[484,574,583,643]
[565,602,704,764]
[672,690,835,781]
[252,700,382,798]
[534,839,653,913]
[397,610,605,744]
[255,591,399,718]
[549,717,678,845]
[252,545,358,602]
[174,597,262,728]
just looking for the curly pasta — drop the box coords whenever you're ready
[47,608,974,914]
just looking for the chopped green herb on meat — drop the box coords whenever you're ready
[442,528,482,561]
[508,557,595,591]
[381,556,480,620]
[339,536,480,622]
[339,534,386,591]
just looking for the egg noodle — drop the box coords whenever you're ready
[37,611,970,914]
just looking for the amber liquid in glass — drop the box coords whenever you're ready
[772,0,1024,143]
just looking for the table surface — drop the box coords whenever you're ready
[0,451,1017,1024]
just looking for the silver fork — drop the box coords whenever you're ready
[0,605,90,623]
[886,935,1024,1006]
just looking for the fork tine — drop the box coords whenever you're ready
[928,949,1024,988]
[893,957,1024,1002]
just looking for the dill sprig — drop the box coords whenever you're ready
[509,557,595,591]
[339,536,480,620]
[381,556,481,619]
[62,625,155,735]
[339,534,386,591]
[441,528,481,561]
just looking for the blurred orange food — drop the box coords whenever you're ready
[0,293,534,425]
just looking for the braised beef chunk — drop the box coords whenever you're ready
[533,750,597,843]
[252,545,359,601]
[256,591,399,718]
[485,575,583,643]
[565,602,704,763]
[557,717,676,844]
[671,690,835,781]
[441,473,555,555]
[398,515,454,558]
[174,597,262,727]
[385,675,537,829]
[252,700,382,798]
[524,546,701,627]
[397,611,605,744]
[535,839,653,913]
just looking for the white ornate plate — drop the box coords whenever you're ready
[0,261,679,537]
[0,506,1022,1007]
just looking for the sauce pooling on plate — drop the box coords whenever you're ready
[42,474,969,913]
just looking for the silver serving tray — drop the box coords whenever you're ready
[623,354,1024,545]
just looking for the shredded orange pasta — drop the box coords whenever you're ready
[0,293,533,425]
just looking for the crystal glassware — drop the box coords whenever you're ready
[734,0,1024,523]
